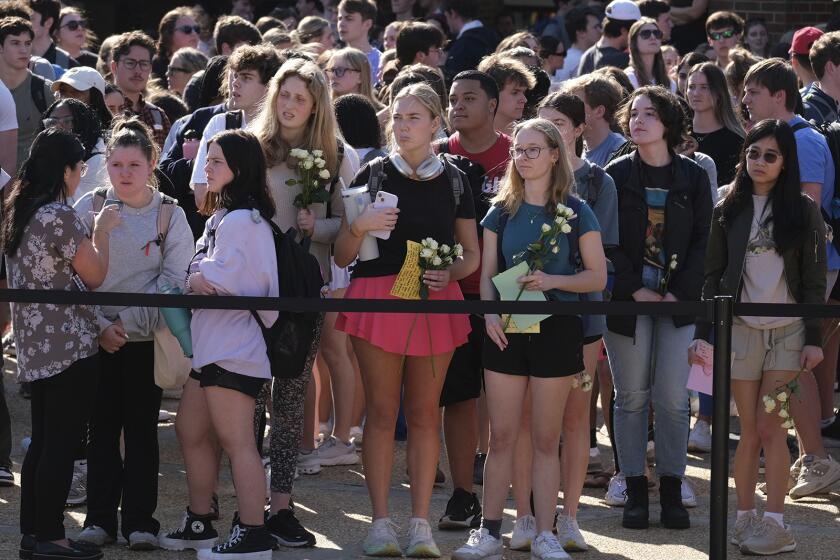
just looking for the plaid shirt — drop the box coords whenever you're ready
[123,94,171,148]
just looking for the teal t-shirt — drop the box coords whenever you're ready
[481,199,601,301]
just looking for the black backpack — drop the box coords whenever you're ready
[791,120,840,253]
[250,213,324,379]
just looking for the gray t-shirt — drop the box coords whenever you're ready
[7,203,98,382]
[583,132,626,169]
[573,159,619,247]
[10,72,53,174]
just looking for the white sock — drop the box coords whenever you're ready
[764,512,784,527]
[737,509,756,519]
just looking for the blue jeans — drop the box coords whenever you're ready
[605,316,692,478]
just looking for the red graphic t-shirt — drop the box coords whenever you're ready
[443,131,512,294]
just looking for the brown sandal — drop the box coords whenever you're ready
[584,471,611,488]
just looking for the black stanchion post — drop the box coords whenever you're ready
[710,295,734,560]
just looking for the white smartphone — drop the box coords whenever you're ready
[370,191,398,240]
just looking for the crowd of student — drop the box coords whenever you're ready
[0,1,840,559]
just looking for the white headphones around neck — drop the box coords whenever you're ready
[390,152,444,181]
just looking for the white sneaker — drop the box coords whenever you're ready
[405,518,440,558]
[604,473,627,507]
[296,450,321,475]
[158,409,174,423]
[452,528,502,560]
[128,531,158,551]
[363,518,402,557]
[77,525,115,546]
[314,435,360,466]
[65,460,87,506]
[688,420,712,453]
[681,478,697,508]
[510,514,536,551]
[555,513,587,551]
[531,531,571,560]
[789,454,840,498]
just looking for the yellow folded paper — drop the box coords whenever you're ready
[501,314,540,334]
[390,240,423,300]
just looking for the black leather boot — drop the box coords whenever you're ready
[659,476,690,529]
[622,475,649,529]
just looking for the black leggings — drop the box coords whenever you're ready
[20,354,99,541]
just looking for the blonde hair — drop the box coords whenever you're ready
[492,118,573,216]
[329,47,376,101]
[387,83,447,149]
[253,58,342,175]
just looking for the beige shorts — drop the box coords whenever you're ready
[731,318,805,381]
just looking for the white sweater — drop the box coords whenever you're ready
[188,209,279,379]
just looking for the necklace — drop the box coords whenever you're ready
[528,206,545,224]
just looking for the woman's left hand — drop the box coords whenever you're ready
[423,268,450,292]
[297,208,315,237]
[519,270,553,291]
[801,345,824,371]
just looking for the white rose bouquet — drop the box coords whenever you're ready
[659,253,678,295]
[286,148,332,209]
[762,367,803,430]
[418,237,463,300]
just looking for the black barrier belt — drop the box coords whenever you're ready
[0,289,837,318]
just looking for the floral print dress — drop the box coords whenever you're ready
[6,202,98,382]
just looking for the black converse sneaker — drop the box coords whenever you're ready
[438,487,482,530]
[159,508,218,551]
[265,509,316,548]
[197,524,274,559]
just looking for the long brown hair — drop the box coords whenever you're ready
[157,7,195,59]
[492,118,573,216]
[628,18,670,88]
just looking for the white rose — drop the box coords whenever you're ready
[319,169,330,180]
[541,223,551,233]
[420,248,433,258]
[669,259,678,270]
[454,244,463,256]
[777,392,788,402]
[778,409,789,419]
[316,160,326,168]
[561,223,572,234]
[440,244,450,254]
[556,202,566,213]
[303,160,314,170]
[432,256,442,266]
[429,239,439,250]
[552,246,559,254]
[555,216,564,225]
[312,149,323,157]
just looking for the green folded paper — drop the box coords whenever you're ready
[491,261,550,332]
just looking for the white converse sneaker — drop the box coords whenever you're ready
[362,518,401,557]
[314,435,360,466]
[604,473,627,507]
[531,531,571,560]
[555,513,587,551]
[510,515,536,551]
[452,528,502,560]
[405,518,440,558]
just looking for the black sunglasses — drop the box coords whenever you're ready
[175,25,201,35]
[638,28,664,40]
[60,19,87,31]
[746,148,780,164]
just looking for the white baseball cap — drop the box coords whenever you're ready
[51,66,106,96]
[604,0,642,21]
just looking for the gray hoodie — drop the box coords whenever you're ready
[74,188,195,340]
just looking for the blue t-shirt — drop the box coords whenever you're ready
[584,132,626,169]
[573,159,619,246]
[481,199,601,301]
[789,115,840,270]
[367,48,382,86]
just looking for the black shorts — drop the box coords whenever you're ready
[190,364,268,398]
[483,314,584,378]
[440,307,484,407]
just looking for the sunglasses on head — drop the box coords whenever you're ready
[638,28,664,40]
[746,148,780,164]
[61,19,87,31]
[176,25,201,35]
[709,29,736,41]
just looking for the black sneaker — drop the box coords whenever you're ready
[473,453,486,486]
[197,524,274,559]
[19,534,35,559]
[265,509,316,548]
[438,487,482,530]
[19,382,31,399]
[31,541,102,560]
[159,508,218,551]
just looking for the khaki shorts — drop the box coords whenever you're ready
[731,318,805,381]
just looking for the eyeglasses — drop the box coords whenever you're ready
[709,29,737,41]
[509,146,546,159]
[175,25,201,35]
[638,28,664,40]
[167,65,191,74]
[42,115,75,129]
[325,66,359,78]
[120,58,152,71]
[746,148,781,164]
[60,19,87,31]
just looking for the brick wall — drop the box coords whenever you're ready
[706,1,832,41]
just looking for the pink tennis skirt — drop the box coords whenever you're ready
[335,274,471,357]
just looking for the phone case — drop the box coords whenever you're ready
[370,191,398,240]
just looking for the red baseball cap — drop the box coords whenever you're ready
[789,26,824,55]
